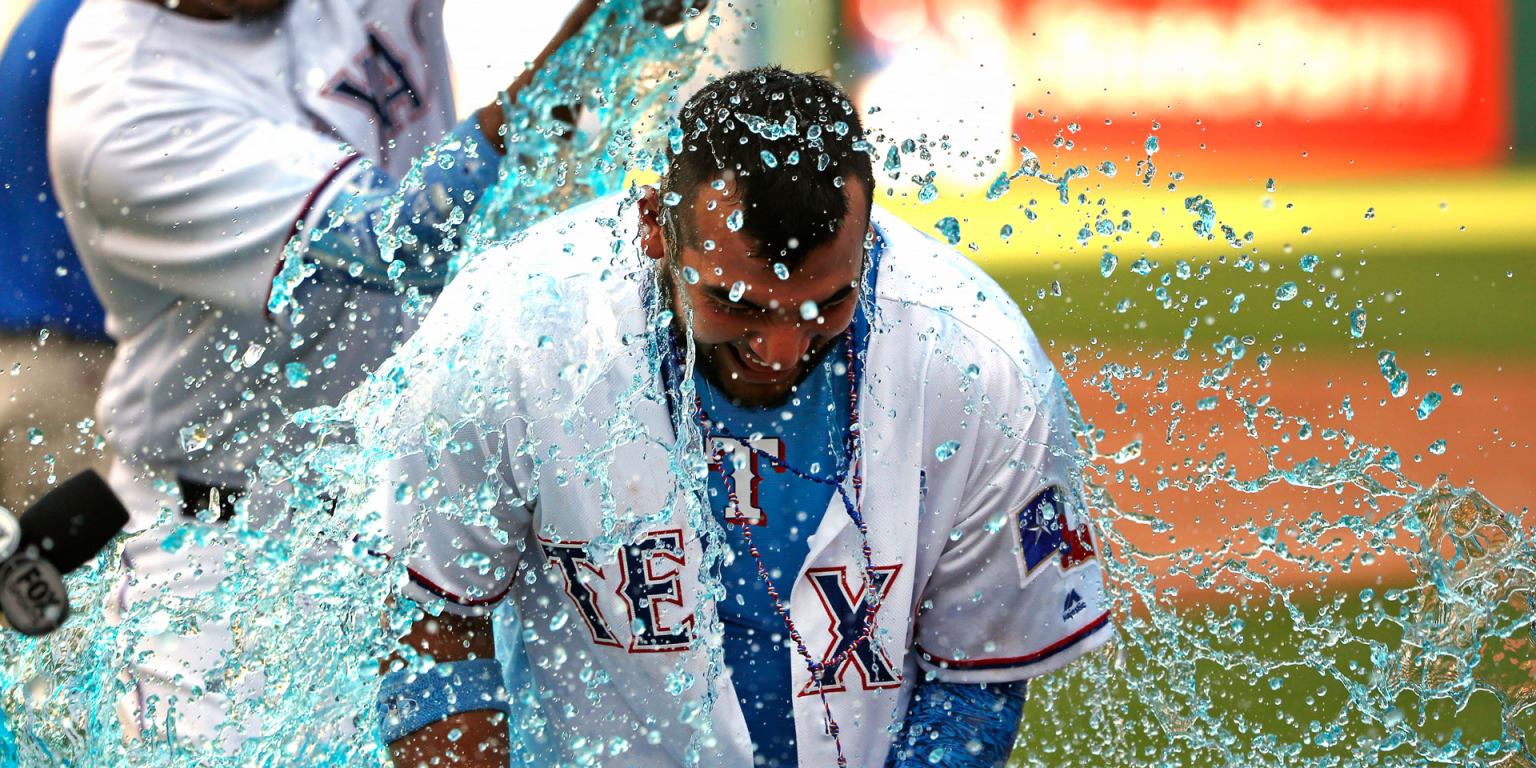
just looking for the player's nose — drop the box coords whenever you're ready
[747,326,812,372]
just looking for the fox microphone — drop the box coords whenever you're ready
[0,470,130,636]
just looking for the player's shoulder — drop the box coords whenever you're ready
[55,0,286,110]
[413,194,647,358]
[869,205,1051,379]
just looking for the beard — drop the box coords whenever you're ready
[656,260,840,410]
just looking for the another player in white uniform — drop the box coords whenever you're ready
[44,0,645,752]
[362,68,1113,767]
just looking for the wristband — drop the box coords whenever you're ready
[377,657,510,744]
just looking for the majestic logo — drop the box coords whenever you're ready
[325,27,425,134]
[1018,486,1096,575]
[1062,589,1086,621]
[801,565,904,694]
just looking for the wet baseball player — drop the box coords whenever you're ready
[365,67,1113,767]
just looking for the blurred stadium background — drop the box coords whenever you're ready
[3,0,1531,762]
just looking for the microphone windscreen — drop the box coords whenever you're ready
[20,469,131,574]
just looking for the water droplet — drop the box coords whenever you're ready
[1097,160,1117,178]
[1130,257,1152,276]
[1363,207,1375,220]
[1265,177,1276,193]
[179,423,210,453]
[1100,252,1118,278]
[728,281,746,302]
[1275,282,1298,301]
[999,224,1013,241]
[1415,392,1442,420]
[26,428,44,446]
[726,210,744,232]
[1299,254,1320,272]
[537,335,554,348]
[918,182,939,204]
[1427,439,1447,455]
[934,217,961,246]
[934,440,962,462]
[285,362,310,388]
[883,146,901,178]
[759,150,778,168]
[1144,135,1159,155]
[1348,308,1368,338]
[985,172,1010,200]
[682,266,700,284]
[662,191,682,207]
[668,124,684,154]
[798,301,819,321]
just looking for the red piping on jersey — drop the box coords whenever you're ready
[263,153,363,323]
[406,566,510,608]
[915,610,1112,670]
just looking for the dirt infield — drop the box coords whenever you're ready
[1060,349,1534,603]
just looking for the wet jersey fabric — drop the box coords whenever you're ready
[696,339,851,766]
[372,194,1115,767]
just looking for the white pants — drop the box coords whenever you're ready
[106,459,266,756]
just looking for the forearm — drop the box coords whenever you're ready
[384,611,508,768]
[885,678,1029,768]
[475,0,602,154]
[303,115,499,291]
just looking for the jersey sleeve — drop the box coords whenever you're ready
[353,266,539,617]
[62,100,357,317]
[912,340,1113,684]
[370,415,531,617]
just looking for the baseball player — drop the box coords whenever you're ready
[44,0,681,752]
[362,68,1113,767]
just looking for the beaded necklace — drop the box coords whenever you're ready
[692,327,885,768]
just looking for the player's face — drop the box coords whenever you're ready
[647,182,870,409]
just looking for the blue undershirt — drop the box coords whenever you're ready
[697,339,851,768]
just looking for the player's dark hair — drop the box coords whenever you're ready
[662,67,875,267]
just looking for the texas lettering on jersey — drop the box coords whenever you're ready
[323,26,427,135]
[539,533,903,693]
[706,436,785,526]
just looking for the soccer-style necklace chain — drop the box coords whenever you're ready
[694,328,884,767]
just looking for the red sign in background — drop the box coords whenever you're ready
[847,0,1509,178]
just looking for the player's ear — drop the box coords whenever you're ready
[638,186,667,262]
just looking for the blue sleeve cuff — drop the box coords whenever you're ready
[440,113,503,202]
[377,657,510,744]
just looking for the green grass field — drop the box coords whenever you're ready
[961,174,1536,766]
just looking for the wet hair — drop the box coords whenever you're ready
[662,66,875,266]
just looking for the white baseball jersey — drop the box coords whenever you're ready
[48,0,457,490]
[362,194,1113,766]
